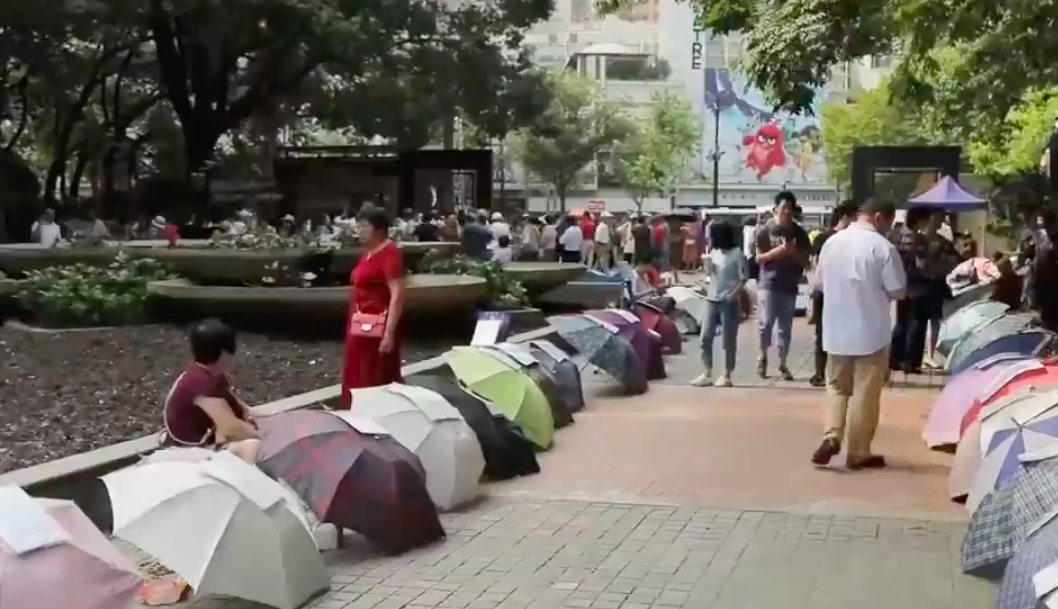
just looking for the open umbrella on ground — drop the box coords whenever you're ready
[528,339,586,413]
[444,346,555,450]
[586,309,667,380]
[102,453,329,609]
[634,301,683,353]
[950,331,1057,378]
[405,373,540,480]
[924,356,1034,450]
[256,410,445,553]
[548,313,648,395]
[485,342,575,428]
[345,384,485,511]
[938,300,1010,357]
[667,285,707,335]
[962,458,1058,579]
[960,359,1058,437]
[0,491,141,609]
[951,390,1041,501]
[947,312,1040,373]
[998,516,1058,609]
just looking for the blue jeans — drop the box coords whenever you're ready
[701,298,740,374]
[757,288,797,364]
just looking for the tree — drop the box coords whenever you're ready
[513,71,633,211]
[614,92,700,211]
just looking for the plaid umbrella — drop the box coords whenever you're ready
[947,312,1039,373]
[963,458,1058,578]
[256,410,444,554]
[585,309,667,380]
[548,314,648,395]
[999,517,1058,609]
[951,331,1056,378]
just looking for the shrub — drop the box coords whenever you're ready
[19,251,175,327]
[419,255,529,309]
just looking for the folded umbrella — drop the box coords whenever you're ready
[634,301,682,354]
[951,331,1056,378]
[947,312,1039,373]
[548,314,648,395]
[485,343,575,429]
[0,491,141,609]
[102,453,329,609]
[405,373,540,480]
[586,309,666,380]
[998,517,1058,609]
[345,384,485,511]
[528,339,586,413]
[924,357,1034,450]
[445,346,556,450]
[938,300,1010,357]
[256,410,445,553]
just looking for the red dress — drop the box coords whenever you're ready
[340,241,403,408]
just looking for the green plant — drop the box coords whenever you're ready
[259,261,318,287]
[19,251,176,327]
[419,255,529,309]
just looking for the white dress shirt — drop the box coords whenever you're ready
[594,222,611,245]
[818,221,907,356]
[559,225,583,252]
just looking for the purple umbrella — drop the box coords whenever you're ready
[586,309,667,380]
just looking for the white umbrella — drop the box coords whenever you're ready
[102,452,329,609]
[344,383,485,510]
[667,285,708,322]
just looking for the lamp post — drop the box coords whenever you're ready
[708,105,722,208]
[1050,111,1058,198]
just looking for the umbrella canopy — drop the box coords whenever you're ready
[344,384,485,511]
[405,373,540,480]
[547,314,648,395]
[907,175,987,210]
[102,453,328,609]
[256,410,445,553]
[585,309,666,380]
[528,339,586,413]
[962,458,1058,579]
[998,517,1058,609]
[444,346,555,450]
[938,300,1010,357]
[484,343,575,429]
[666,286,706,335]
[667,208,699,221]
[924,356,1035,450]
[952,390,1041,501]
[0,492,141,609]
[634,302,682,354]
[961,359,1058,437]
[968,389,1058,512]
[946,312,1040,373]
[951,331,1056,378]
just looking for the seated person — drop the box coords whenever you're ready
[163,319,260,463]
[631,260,662,298]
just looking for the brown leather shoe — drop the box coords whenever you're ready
[847,455,886,470]
[811,438,841,465]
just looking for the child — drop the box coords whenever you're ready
[692,222,748,388]
[492,234,513,263]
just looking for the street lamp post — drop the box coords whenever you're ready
[708,105,722,208]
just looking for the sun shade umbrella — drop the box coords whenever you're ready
[998,517,1058,609]
[485,342,575,428]
[345,384,485,511]
[952,390,1041,501]
[634,301,682,354]
[0,491,141,609]
[528,339,586,413]
[444,346,555,450]
[665,286,706,335]
[586,309,667,380]
[405,373,540,480]
[951,331,1056,378]
[256,410,444,553]
[548,314,648,395]
[102,453,328,609]
[962,458,1058,579]
[938,300,1010,357]
[960,359,1058,437]
[946,312,1040,373]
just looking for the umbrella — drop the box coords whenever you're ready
[586,309,667,380]
[484,343,575,429]
[548,313,648,395]
[0,491,141,609]
[946,312,1039,373]
[968,389,1058,512]
[937,300,1009,357]
[102,453,328,609]
[635,301,683,354]
[923,356,1034,450]
[952,390,1041,501]
[256,410,445,553]
[907,175,987,210]
[666,208,699,222]
[405,373,540,480]
[962,458,1058,579]
[344,383,485,510]
[998,517,1058,609]
[951,331,1056,378]
[960,359,1058,437]
[444,346,555,450]
[528,339,586,413]
[666,286,707,335]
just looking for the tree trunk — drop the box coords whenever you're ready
[183,123,222,177]
[69,153,90,202]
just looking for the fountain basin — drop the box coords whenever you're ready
[502,262,585,292]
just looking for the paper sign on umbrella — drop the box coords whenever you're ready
[102,453,328,609]
[345,384,485,510]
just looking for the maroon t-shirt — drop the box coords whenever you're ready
[164,364,245,445]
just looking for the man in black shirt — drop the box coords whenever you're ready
[413,213,440,242]
[808,200,858,386]
[888,207,932,373]
[631,215,653,265]
[460,214,492,260]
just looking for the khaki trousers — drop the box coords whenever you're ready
[594,242,612,270]
[824,347,888,460]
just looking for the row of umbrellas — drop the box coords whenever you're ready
[922,296,1058,608]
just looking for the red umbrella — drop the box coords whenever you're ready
[256,410,444,554]
[959,358,1058,436]
[634,302,682,354]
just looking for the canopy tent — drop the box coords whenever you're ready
[908,175,987,210]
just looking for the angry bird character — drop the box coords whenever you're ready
[742,123,785,180]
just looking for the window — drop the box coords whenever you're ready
[548,33,558,44]
[870,55,892,69]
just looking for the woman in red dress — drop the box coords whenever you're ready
[340,208,406,409]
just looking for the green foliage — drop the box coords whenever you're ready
[614,92,700,209]
[208,226,322,251]
[512,71,634,210]
[419,255,529,309]
[19,251,174,327]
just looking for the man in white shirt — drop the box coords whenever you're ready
[593,212,613,271]
[812,198,907,470]
[558,217,583,263]
[489,212,511,241]
[31,208,62,247]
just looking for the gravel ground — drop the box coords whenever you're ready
[0,323,446,474]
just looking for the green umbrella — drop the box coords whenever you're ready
[444,346,555,450]
[937,300,1009,357]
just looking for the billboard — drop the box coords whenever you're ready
[702,68,828,186]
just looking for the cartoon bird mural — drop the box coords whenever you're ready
[742,120,785,180]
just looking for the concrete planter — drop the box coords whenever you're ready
[502,262,585,292]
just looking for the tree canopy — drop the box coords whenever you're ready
[614,92,700,210]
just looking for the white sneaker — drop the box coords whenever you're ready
[691,373,712,387]
[714,376,732,387]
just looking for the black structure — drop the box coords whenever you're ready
[850,145,961,204]
[274,146,493,216]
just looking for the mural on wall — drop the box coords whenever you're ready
[702,68,827,186]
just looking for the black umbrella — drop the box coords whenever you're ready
[528,340,585,413]
[406,372,540,481]
[524,364,574,429]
